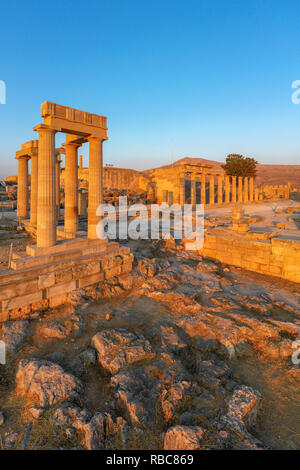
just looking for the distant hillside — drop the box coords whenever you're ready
[147,157,300,186]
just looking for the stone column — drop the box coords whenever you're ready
[225,175,230,203]
[209,175,215,204]
[179,177,185,206]
[232,176,237,203]
[191,176,196,206]
[238,176,243,202]
[249,177,254,201]
[55,155,61,218]
[64,141,80,235]
[80,155,83,169]
[35,125,56,248]
[30,154,38,224]
[201,174,206,205]
[17,156,29,219]
[217,175,223,204]
[255,188,259,201]
[244,177,249,203]
[88,136,103,239]
[79,190,87,216]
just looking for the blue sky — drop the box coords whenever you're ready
[1,0,300,176]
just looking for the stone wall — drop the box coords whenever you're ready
[199,232,300,283]
[60,167,151,192]
[0,244,134,322]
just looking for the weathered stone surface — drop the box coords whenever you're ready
[92,328,155,374]
[145,323,190,353]
[160,380,199,422]
[16,359,83,408]
[3,431,19,449]
[221,385,261,434]
[1,320,29,353]
[111,367,160,426]
[53,403,128,450]
[163,425,206,450]
[0,411,4,426]
[197,359,232,390]
[38,321,73,339]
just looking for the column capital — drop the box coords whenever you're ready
[33,124,56,135]
[87,135,103,143]
[63,140,82,149]
[15,154,30,160]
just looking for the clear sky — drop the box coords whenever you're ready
[1,0,300,176]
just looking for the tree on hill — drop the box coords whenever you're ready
[221,154,258,178]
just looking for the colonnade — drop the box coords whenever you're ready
[161,174,256,206]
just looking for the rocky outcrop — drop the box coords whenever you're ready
[92,328,155,374]
[164,425,206,450]
[1,320,29,353]
[16,359,83,408]
[53,403,129,450]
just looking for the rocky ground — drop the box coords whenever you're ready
[0,235,300,450]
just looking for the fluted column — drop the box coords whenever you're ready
[217,175,223,204]
[255,188,259,201]
[17,156,29,219]
[64,141,80,235]
[179,176,185,206]
[244,177,249,202]
[209,175,215,204]
[35,125,56,248]
[191,176,196,206]
[88,136,103,239]
[79,190,87,216]
[201,174,206,205]
[249,177,254,201]
[225,176,230,203]
[30,154,38,224]
[55,155,61,218]
[232,176,237,203]
[238,176,243,202]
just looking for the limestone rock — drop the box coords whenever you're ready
[1,320,29,353]
[111,367,160,427]
[161,380,199,422]
[0,411,4,426]
[37,320,74,340]
[198,359,232,390]
[3,431,19,449]
[163,425,206,450]
[220,385,261,442]
[53,403,128,450]
[145,323,190,354]
[92,328,155,374]
[16,359,83,408]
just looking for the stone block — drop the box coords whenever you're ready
[55,268,73,284]
[49,294,68,308]
[104,265,122,280]
[2,291,43,312]
[47,280,77,298]
[78,272,104,288]
[122,262,133,274]
[38,272,55,289]
[72,262,100,279]
[0,278,38,300]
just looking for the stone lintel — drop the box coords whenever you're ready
[40,101,108,140]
